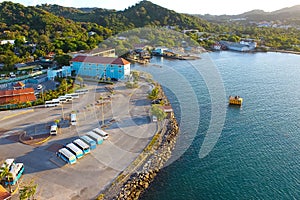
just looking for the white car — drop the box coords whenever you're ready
[37,84,43,90]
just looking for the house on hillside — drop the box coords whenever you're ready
[70,56,130,80]
[0,88,36,105]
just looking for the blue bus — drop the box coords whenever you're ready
[73,139,90,154]
[0,159,24,186]
[86,131,103,145]
[80,136,97,150]
[65,143,84,159]
[56,148,77,164]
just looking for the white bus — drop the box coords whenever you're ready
[65,93,79,99]
[93,128,109,140]
[45,99,60,107]
[0,159,24,186]
[65,143,84,159]
[73,139,90,154]
[86,131,103,145]
[58,96,67,104]
[56,148,76,164]
[75,89,89,95]
[63,96,73,102]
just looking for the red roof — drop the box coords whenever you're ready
[0,88,36,105]
[0,185,11,200]
[160,105,173,113]
[71,56,130,65]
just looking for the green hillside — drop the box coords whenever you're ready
[38,1,210,34]
[199,5,300,25]
[0,1,112,68]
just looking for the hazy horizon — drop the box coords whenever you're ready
[1,0,300,15]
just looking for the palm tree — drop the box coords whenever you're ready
[76,76,84,87]
[0,163,13,193]
[19,180,37,200]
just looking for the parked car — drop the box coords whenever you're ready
[37,84,43,90]
[151,98,163,104]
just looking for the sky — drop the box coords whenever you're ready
[2,0,300,15]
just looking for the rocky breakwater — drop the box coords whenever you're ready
[116,114,179,200]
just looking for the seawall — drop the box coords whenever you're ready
[98,85,180,200]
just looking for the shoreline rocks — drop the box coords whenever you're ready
[115,115,179,200]
[98,84,180,200]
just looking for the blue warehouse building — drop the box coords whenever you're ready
[70,56,131,80]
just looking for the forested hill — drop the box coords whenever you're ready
[0,1,112,58]
[0,1,112,37]
[38,1,210,34]
[199,5,300,24]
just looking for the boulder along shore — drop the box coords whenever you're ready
[98,85,180,200]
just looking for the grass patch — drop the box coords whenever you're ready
[144,133,160,152]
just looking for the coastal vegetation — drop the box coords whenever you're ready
[0,1,111,71]
[148,86,159,100]
[0,1,299,72]
[19,180,37,200]
[151,104,167,121]
[0,163,13,192]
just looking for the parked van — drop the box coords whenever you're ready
[70,113,77,125]
[64,96,73,102]
[65,93,79,99]
[93,128,109,140]
[50,123,58,135]
[58,96,67,104]
[86,131,103,145]
[80,136,96,150]
[65,143,83,159]
[152,115,157,122]
[73,139,90,154]
[75,89,88,95]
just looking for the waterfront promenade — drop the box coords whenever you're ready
[0,79,157,199]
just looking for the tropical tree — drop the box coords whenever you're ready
[148,87,159,100]
[151,104,167,121]
[76,76,84,87]
[0,163,13,192]
[58,78,68,94]
[19,180,37,200]
[25,101,32,107]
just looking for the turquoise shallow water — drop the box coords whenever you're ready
[133,51,300,200]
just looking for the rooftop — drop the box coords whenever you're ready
[0,88,36,104]
[0,185,11,200]
[71,56,130,65]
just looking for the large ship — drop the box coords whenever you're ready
[219,40,257,52]
[229,96,243,106]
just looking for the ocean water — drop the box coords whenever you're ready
[133,51,300,200]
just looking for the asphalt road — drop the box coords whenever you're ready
[0,80,157,199]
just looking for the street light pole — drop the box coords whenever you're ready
[61,103,64,120]
[41,88,44,102]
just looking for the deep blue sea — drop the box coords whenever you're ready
[133,51,300,200]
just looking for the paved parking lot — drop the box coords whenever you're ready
[0,81,157,199]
